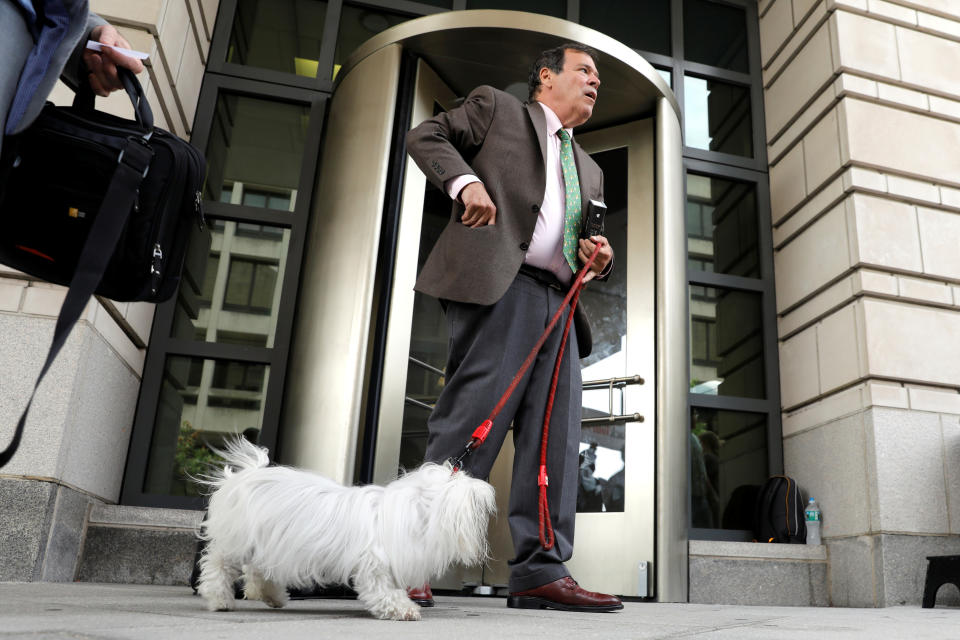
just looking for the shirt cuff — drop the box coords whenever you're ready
[445,174,481,202]
[597,254,614,279]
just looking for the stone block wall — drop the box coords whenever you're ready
[0,0,216,582]
[760,0,960,606]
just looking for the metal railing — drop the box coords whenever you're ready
[404,357,645,425]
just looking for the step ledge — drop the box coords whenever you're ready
[690,540,826,561]
[88,505,204,530]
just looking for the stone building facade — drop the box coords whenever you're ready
[760,0,960,606]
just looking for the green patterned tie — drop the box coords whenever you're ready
[557,128,581,273]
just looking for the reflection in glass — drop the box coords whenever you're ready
[683,0,749,72]
[172,220,290,349]
[143,356,269,496]
[204,93,309,209]
[686,173,759,278]
[466,0,565,18]
[578,148,628,513]
[684,76,753,157]
[227,0,328,77]
[690,408,767,529]
[581,0,670,56]
[335,5,410,78]
[690,287,765,399]
[579,428,625,513]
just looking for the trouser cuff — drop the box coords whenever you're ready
[508,564,570,592]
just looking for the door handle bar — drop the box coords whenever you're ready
[582,412,644,425]
[581,374,645,426]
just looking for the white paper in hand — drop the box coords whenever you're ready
[85,40,149,60]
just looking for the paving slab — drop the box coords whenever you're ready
[0,582,958,639]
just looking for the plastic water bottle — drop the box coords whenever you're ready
[805,498,822,545]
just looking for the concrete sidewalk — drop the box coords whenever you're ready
[0,582,957,639]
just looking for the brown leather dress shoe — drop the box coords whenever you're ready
[507,576,623,612]
[407,584,434,607]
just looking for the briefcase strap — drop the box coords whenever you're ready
[0,137,154,468]
[73,69,154,131]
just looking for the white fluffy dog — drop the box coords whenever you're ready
[195,438,496,621]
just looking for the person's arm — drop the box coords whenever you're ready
[61,13,107,90]
[406,86,498,227]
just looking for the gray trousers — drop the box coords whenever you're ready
[424,272,582,592]
[0,1,34,158]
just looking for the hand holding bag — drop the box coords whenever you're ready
[0,69,207,467]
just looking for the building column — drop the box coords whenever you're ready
[760,0,960,606]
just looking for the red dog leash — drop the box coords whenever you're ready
[449,240,605,550]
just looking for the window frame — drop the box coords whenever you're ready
[120,74,326,509]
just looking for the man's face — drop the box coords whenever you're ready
[539,50,600,128]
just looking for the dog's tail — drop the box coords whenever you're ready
[193,437,270,491]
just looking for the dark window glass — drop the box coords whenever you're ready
[204,94,311,208]
[686,173,759,278]
[227,0,328,77]
[690,287,765,399]
[212,361,267,391]
[690,408,767,529]
[465,0,565,18]
[683,0,749,72]
[224,258,279,313]
[142,356,268,496]
[684,75,752,157]
[171,222,290,346]
[335,5,410,78]
[581,1,670,56]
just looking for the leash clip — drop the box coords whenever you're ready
[471,419,493,447]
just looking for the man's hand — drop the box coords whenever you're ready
[459,182,497,228]
[83,25,145,97]
[578,235,613,283]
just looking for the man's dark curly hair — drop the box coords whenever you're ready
[527,42,600,102]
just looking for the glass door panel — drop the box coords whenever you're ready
[578,148,629,513]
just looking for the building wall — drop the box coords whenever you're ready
[760,0,960,606]
[0,0,214,581]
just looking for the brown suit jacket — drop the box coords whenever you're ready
[405,85,606,356]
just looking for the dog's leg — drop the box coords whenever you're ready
[353,568,422,621]
[196,544,241,611]
[243,567,288,609]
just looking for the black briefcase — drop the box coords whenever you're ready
[0,70,207,468]
[0,70,206,302]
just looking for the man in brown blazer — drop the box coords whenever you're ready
[405,43,619,612]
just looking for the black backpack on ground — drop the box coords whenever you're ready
[753,475,806,543]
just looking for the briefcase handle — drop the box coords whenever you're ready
[72,68,154,132]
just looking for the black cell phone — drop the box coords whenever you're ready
[580,199,606,239]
